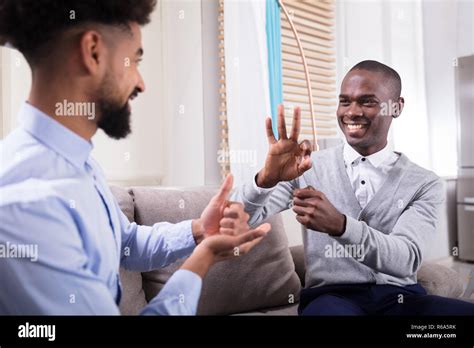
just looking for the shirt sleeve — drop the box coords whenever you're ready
[230,173,296,227]
[335,177,444,278]
[118,207,196,272]
[0,193,203,316]
[140,269,202,315]
[0,196,121,315]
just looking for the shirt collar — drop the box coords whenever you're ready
[343,142,394,168]
[343,142,362,166]
[19,102,93,169]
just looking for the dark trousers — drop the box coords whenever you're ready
[298,283,474,315]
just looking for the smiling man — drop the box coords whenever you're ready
[233,60,474,315]
[0,0,270,315]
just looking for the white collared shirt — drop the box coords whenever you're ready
[343,143,399,209]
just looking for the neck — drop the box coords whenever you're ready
[28,71,98,141]
[352,141,387,157]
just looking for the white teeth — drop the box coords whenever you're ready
[347,124,363,130]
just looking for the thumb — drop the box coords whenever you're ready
[214,174,234,203]
[297,156,312,175]
[251,222,271,235]
[236,223,271,245]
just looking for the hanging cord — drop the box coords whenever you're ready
[278,0,319,151]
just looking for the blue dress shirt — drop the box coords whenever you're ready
[0,103,202,315]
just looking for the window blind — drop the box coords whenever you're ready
[280,0,337,141]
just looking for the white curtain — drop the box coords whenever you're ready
[387,0,431,171]
[224,0,271,187]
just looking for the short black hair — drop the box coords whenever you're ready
[0,0,156,63]
[349,60,402,98]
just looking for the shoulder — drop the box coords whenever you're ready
[0,178,76,212]
[398,153,443,200]
[0,129,85,210]
[310,143,343,164]
[1,128,79,186]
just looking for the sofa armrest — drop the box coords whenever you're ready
[290,245,305,287]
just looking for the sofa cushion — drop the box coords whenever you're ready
[131,187,301,315]
[290,245,306,286]
[109,185,149,315]
[131,187,217,225]
[110,185,135,222]
[417,261,464,298]
[118,268,148,315]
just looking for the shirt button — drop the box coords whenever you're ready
[361,158,366,162]
[361,180,366,185]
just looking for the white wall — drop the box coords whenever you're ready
[92,4,165,186]
[422,0,474,178]
[0,48,30,140]
[159,0,206,187]
[136,0,220,187]
[421,0,474,259]
[456,0,474,57]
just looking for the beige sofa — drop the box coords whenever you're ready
[111,186,464,315]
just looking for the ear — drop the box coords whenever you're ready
[392,97,404,118]
[79,30,104,75]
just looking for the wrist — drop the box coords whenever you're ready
[191,219,205,245]
[256,169,277,188]
[181,244,215,279]
[331,214,347,236]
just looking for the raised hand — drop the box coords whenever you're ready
[194,174,261,241]
[193,174,234,242]
[182,223,271,279]
[198,223,271,263]
[256,105,313,188]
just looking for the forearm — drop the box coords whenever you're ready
[121,220,196,271]
[180,246,215,279]
[336,216,424,278]
[231,174,294,227]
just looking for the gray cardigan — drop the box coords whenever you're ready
[232,144,444,288]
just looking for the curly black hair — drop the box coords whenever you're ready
[0,0,156,63]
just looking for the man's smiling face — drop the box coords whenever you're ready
[337,69,398,156]
[96,22,146,139]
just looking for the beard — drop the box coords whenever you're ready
[97,99,131,140]
[96,73,133,140]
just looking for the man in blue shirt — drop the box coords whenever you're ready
[0,0,270,315]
